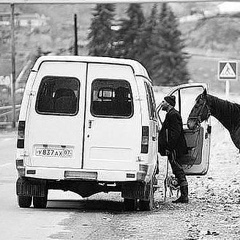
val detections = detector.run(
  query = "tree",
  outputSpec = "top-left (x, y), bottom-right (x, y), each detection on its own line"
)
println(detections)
top-left (151, 3), bottom-right (190, 86)
top-left (88, 4), bottom-right (115, 56)
top-left (138, 4), bottom-right (158, 74)
top-left (115, 3), bottom-right (145, 59)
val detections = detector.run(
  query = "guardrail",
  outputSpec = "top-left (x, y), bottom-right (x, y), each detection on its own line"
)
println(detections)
top-left (0, 105), bottom-right (21, 128)
top-left (0, 105), bottom-right (21, 111)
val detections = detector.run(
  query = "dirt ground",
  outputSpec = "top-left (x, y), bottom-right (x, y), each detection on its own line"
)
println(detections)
top-left (51, 117), bottom-right (240, 240)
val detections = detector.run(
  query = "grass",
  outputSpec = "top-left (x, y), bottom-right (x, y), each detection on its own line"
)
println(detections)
top-left (188, 54), bottom-right (240, 94)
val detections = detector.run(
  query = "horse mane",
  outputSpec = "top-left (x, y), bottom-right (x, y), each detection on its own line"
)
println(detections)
top-left (206, 94), bottom-right (240, 132)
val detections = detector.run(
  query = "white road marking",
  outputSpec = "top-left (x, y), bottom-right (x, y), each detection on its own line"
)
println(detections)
top-left (0, 138), bottom-right (14, 143)
top-left (0, 163), bottom-right (12, 168)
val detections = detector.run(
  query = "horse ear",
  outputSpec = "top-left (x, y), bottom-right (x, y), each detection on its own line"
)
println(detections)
top-left (203, 89), bottom-right (207, 96)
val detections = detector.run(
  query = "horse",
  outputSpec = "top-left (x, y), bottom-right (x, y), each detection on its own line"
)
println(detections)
top-left (187, 89), bottom-right (240, 150)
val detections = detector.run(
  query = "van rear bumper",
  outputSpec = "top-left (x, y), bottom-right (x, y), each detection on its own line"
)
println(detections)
top-left (20, 166), bottom-right (147, 182)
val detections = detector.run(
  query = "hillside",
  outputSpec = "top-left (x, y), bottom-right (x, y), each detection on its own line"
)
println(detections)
top-left (1, 2), bottom-right (240, 94)
top-left (181, 15), bottom-right (240, 56)
top-left (0, 2), bottom-right (219, 57)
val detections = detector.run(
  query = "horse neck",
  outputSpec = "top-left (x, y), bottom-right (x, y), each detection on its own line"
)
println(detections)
top-left (206, 94), bottom-right (240, 132)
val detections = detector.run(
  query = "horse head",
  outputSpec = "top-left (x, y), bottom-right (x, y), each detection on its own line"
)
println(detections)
top-left (187, 89), bottom-right (211, 130)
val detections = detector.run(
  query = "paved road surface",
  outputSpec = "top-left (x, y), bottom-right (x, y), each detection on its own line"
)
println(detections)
top-left (0, 130), bottom-right (80, 240)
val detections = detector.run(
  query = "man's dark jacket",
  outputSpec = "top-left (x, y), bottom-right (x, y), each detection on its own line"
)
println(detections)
top-left (158, 108), bottom-right (188, 158)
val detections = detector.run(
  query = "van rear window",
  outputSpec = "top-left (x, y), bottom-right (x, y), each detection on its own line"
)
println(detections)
top-left (36, 76), bottom-right (79, 115)
top-left (91, 79), bottom-right (133, 117)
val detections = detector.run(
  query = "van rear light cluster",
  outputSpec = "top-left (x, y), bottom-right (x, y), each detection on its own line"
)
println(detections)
top-left (17, 121), bottom-right (25, 148)
top-left (141, 126), bottom-right (149, 153)
top-left (139, 164), bottom-right (148, 173)
top-left (16, 159), bottom-right (24, 167)
top-left (16, 159), bottom-right (25, 177)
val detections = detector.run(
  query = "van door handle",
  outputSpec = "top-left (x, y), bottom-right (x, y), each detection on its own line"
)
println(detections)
top-left (88, 120), bottom-right (94, 128)
top-left (152, 136), bottom-right (156, 141)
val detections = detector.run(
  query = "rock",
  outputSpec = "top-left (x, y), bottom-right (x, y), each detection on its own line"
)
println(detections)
top-left (206, 230), bottom-right (211, 235)
top-left (199, 229), bottom-right (208, 235)
top-left (212, 231), bottom-right (220, 236)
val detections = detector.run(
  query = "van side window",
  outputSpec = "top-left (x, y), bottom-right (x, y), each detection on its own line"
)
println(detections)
top-left (36, 76), bottom-right (79, 115)
top-left (91, 79), bottom-right (133, 117)
top-left (144, 83), bottom-right (157, 120)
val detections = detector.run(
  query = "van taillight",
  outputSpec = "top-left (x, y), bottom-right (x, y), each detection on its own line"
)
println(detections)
top-left (141, 126), bottom-right (149, 153)
top-left (17, 121), bottom-right (25, 148)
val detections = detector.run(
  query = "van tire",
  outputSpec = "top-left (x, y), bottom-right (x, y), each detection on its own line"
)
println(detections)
top-left (123, 198), bottom-right (137, 211)
top-left (18, 196), bottom-right (32, 208)
top-left (139, 178), bottom-right (155, 211)
top-left (33, 190), bottom-right (48, 208)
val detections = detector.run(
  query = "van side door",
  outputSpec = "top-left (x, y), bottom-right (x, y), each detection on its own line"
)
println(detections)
top-left (144, 82), bottom-right (158, 170)
top-left (157, 84), bottom-right (211, 175)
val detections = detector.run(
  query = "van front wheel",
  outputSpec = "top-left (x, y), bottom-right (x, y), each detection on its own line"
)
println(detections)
top-left (18, 196), bottom-right (32, 208)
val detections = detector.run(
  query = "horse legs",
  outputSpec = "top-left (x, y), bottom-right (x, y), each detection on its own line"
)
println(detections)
top-left (230, 127), bottom-right (240, 151)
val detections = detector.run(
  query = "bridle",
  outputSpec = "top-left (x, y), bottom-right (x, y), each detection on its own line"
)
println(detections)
top-left (188, 96), bottom-right (211, 126)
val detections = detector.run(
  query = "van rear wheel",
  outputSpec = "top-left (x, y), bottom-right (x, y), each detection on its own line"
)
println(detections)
top-left (33, 196), bottom-right (48, 208)
top-left (33, 190), bottom-right (48, 209)
top-left (139, 178), bottom-right (155, 211)
top-left (18, 196), bottom-right (32, 208)
top-left (123, 198), bottom-right (137, 211)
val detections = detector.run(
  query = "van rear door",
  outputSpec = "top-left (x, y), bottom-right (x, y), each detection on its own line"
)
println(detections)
top-left (83, 63), bottom-right (142, 171)
top-left (25, 61), bottom-right (86, 168)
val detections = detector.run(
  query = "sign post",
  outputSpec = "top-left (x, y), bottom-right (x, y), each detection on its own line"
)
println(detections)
top-left (218, 60), bottom-right (238, 100)
top-left (11, 3), bottom-right (16, 128)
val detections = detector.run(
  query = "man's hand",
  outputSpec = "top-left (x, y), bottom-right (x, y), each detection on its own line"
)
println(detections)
top-left (166, 150), bottom-right (171, 156)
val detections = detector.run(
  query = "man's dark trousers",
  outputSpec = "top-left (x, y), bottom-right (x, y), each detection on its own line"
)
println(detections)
top-left (168, 150), bottom-right (187, 187)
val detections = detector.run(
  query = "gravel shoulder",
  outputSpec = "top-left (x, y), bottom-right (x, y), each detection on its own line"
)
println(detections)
top-left (51, 119), bottom-right (240, 240)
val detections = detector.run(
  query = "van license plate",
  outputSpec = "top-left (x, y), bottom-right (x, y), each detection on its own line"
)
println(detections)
top-left (35, 148), bottom-right (73, 158)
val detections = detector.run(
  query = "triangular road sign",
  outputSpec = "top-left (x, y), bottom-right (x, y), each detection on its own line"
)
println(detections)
top-left (220, 63), bottom-right (236, 78)
top-left (218, 61), bottom-right (238, 81)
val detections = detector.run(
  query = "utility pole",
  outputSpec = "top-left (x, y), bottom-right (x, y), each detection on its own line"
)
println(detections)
top-left (11, 3), bottom-right (16, 128)
top-left (74, 14), bottom-right (78, 55)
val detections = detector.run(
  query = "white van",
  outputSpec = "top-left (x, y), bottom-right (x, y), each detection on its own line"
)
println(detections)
top-left (16, 56), bottom-right (159, 211)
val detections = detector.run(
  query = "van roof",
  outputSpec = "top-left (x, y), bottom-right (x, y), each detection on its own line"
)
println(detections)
top-left (33, 56), bottom-right (150, 80)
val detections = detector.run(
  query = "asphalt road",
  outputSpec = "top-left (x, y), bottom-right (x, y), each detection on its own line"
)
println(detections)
top-left (0, 130), bottom-right (80, 240)
top-left (0, 130), bottom-right (134, 240)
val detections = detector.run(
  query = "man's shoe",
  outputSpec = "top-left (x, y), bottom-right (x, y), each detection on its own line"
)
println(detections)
top-left (172, 196), bottom-right (189, 203)
top-left (172, 185), bottom-right (189, 203)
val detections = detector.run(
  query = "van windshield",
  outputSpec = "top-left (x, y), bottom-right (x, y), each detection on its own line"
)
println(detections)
top-left (36, 76), bottom-right (80, 115)
top-left (91, 79), bottom-right (133, 117)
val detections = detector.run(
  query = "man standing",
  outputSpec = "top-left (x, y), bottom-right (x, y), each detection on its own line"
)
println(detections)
top-left (158, 95), bottom-right (188, 203)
